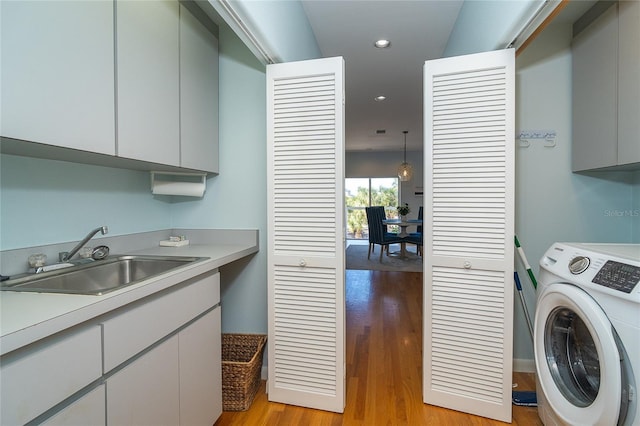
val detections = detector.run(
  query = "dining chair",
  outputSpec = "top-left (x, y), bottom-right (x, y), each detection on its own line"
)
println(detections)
top-left (366, 206), bottom-right (394, 255)
top-left (365, 207), bottom-right (404, 261)
top-left (373, 206), bottom-right (398, 239)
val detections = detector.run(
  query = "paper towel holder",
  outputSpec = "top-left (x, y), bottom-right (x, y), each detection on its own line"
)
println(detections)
top-left (150, 171), bottom-right (207, 197)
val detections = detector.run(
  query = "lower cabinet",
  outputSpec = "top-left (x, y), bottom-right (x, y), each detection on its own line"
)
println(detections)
top-left (1, 271), bottom-right (222, 425)
top-left (0, 325), bottom-right (102, 425)
top-left (101, 271), bottom-right (219, 373)
top-left (41, 386), bottom-right (106, 426)
top-left (106, 307), bottom-right (222, 426)
top-left (179, 308), bottom-right (222, 425)
top-left (107, 336), bottom-right (181, 425)
top-left (105, 272), bottom-right (222, 425)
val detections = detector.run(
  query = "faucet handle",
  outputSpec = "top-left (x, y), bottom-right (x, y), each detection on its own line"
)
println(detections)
top-left (91, 245), bottom-right (110, 260)
top-left (59, 251), bottom-right (70, 262)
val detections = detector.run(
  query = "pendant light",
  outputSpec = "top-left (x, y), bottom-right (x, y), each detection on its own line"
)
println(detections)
top-left (397, 130), bottom-right (413, 181)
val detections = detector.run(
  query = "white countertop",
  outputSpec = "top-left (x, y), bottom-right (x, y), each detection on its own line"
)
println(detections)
top-left (0, 242), bottom-right (258, 356)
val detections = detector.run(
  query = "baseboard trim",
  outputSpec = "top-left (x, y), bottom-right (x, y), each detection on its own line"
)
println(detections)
top-left (514, 358), bottom-right (536, 373)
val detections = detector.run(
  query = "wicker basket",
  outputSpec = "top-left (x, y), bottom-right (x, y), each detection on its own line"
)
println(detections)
top-left (221, 333), bottom-right (267, 411)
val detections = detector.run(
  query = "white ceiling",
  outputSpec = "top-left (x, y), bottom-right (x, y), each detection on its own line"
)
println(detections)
top-left (300, 0), bottom-right (464, 153)
top-left (300, 0), bottom-right (598, 153)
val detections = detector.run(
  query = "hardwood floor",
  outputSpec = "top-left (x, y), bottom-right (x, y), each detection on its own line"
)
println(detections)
top-left (215, 270), bottom-right (542, 425)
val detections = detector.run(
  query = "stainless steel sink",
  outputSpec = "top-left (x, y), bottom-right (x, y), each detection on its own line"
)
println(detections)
top-left (0, 255), bottom-right (208, 295)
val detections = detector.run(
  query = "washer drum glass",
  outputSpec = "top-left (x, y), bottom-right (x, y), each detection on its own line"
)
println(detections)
top-left (545, 307), bottom-right (600, 407)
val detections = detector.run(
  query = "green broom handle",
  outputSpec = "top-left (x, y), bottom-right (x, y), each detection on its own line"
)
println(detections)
top-left (515, 236), bottom-right (538, 290)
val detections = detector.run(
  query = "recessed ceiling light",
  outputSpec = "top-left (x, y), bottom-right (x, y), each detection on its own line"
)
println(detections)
top-left (374, 95), bottom-right (386, 102)
top-left (374, 39), bottom-right (391, 48)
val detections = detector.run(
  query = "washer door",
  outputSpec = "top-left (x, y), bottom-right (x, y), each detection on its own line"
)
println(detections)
top-left (534, 283), bottom-right (623, 425)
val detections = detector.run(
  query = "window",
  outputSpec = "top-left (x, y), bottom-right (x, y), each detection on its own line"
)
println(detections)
top-left (345, 177), bottom-right (399, 240)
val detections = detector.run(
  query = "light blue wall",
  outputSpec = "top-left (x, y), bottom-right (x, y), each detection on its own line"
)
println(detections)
top-left (444, 0), bottom-right (540, 57)
top-left (171, 22), bottom-right (268, 334)
top-left (0, 154), bottom-right (172, 250)
top-left (232, 0), bottom-right (321, 62)
top-left (514, 21), bottom-right (638, 361)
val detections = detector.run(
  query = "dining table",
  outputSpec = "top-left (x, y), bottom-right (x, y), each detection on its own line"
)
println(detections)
top-left (382, 218), bottom-right (422, 258)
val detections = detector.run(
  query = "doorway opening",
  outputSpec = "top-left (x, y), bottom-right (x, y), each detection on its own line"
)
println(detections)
top-left (345, 177), bottom-right (399, 240)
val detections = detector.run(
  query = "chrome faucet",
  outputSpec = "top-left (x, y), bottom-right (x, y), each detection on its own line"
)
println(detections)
top-left (59, 226), bottom-right (108, 262)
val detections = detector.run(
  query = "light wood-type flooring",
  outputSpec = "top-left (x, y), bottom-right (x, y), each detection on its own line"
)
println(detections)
top-left (215, 270), bottom-right (542, 425)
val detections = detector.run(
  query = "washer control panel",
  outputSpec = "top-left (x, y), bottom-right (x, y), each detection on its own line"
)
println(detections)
top-left (592, 260), bottom-right (640, 294)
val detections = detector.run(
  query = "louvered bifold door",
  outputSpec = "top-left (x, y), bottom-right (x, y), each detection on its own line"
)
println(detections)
top-left (266, 57), bottom-right (345, 413)
top-left (422, 49), bottom-right (515, 423)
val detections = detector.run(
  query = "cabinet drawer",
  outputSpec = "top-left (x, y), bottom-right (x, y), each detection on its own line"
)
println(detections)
top-left (102, 272), bottom-right (219, 372)
top-left (0, 325), bottom-right (102, 425)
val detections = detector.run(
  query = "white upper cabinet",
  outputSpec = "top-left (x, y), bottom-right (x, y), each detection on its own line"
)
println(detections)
top-left (572, 1), bottom-right (640, 171)
top-left (0, 1), bottom-right (115, 155)
top-left (116, 0), bottom-right (219, 172)
top-left (180, 3), bottom-right (219, 173)
top-left (116, 0), bottom-right (180, 167)
top-left (1, 0), bottom-right (219, 174)
top-left (617, 0), bottom-right (640, 166)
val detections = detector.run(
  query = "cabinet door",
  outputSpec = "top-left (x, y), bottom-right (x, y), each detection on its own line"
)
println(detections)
top-left (42, 385), bottom-right (106, 426)
top-left (180, 4), bottom-right (219, 173)
top-left (572, 4), bottom-right (618, 171)
top-left (423, 49), bottom-right (515, 422)
top-left (116, 0), bottom-right (180, 166)
top-left (101, 272), bottom-right (219, 373)
top-left (617, 0), bottom-right (640, 165)
top-left (107, 336), bottom-right (180, 425)
top-left (0, 325), bottom-right (102, 425)
top-left (0, 1), bottom-right (115, 154)
top-left (179, 308), bottom-right (222, 425)
top-left (266, 57), bottom-right (346, 412)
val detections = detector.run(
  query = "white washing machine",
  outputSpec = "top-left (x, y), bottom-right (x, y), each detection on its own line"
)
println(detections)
top-left (535, 243), bottom-right (640, 426)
